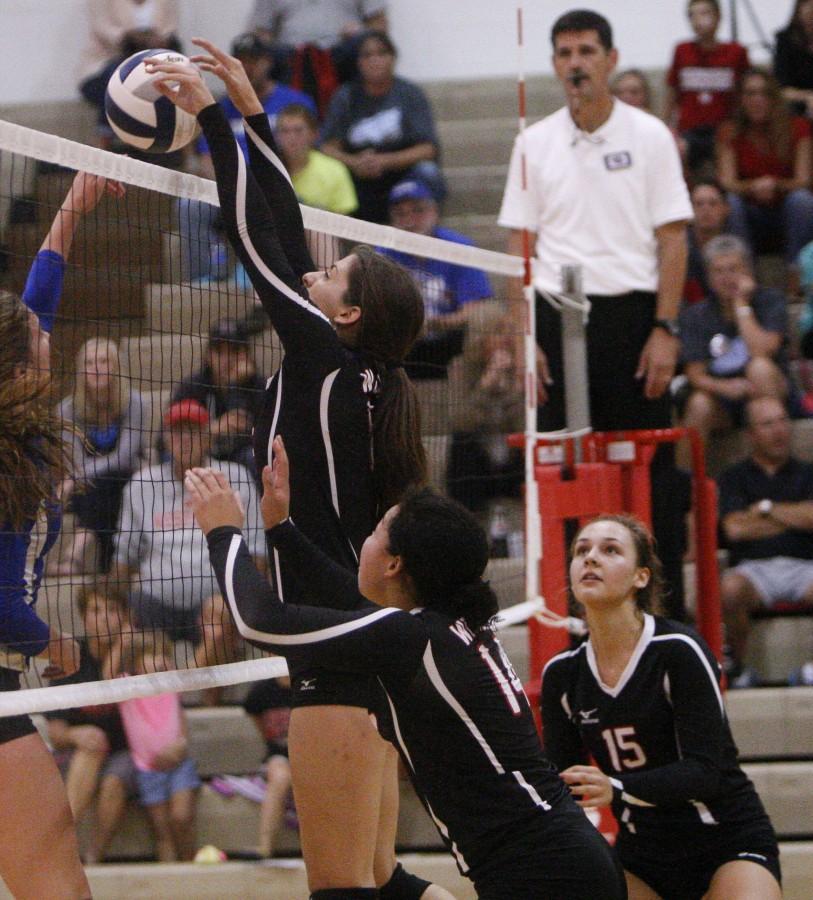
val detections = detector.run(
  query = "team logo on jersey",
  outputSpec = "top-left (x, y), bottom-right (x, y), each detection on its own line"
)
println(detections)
top-left (578, 708), bottom-right (600, 724)
top-left (604, 151), bottom-right (632, 171)
top-left (298, 678), bottom-right (317, 691)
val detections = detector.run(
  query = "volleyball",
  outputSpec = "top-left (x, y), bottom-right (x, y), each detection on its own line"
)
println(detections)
top-left (105, 49), bottom-right (200, 154)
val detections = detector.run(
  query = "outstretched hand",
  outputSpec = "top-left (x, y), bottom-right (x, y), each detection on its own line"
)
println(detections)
top-left (145, 58), bottom-right (216, 117)
top-left (65, 171), bottom-right (125, 215)
top-left (185, 467), bottom-right (246, 535)
top-left (261, 435), bottom-right (291, 530)
top-left (190, 37), bottom-right (264, 118)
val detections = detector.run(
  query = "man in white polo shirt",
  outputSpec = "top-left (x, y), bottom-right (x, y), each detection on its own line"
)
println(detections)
top-left (499, 8), bottom-right (693, 616)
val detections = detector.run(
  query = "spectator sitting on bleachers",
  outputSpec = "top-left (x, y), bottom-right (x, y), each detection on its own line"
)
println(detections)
top-left (320, 30), bottom-right (444, 224)
top-left (679, 235), bottom-right (789, 459)
top-left (446, 307), bottom-right (523, 516)
top-left (179, 32), bottom-right (316, 283)
top-left (246, 0), bottom-right (388, 105)
top-left (684, 179), bottom-right (744, 305)
top-left (716, 67), bottom-right (813, 277)
top-left (242, 677), bottom-right (293, 858)
top-left (116, 632), bottom-right (200, 861)
top-left (57, 338), bottom-right (149, 575)
top-left (46, 584), bottom-right (135, 863)
top-left (77, 0), bottom-right (181, 151)
top-left (378, 178), bottom-right (493, 380)
top-left (611, 68), bottom-right (654, 111)
top-left (775, 0), bottom-right (813, 118)
top-left (168, 319), bottom-right (264, 474)
top-left (665, 0), bottom-right (749, 177)
top-left (112, 400), bottom-right (264, 679)
top-left (718, 395), bottom-right (813, 687)
top-left (276, 103), bottom-right (358, 214)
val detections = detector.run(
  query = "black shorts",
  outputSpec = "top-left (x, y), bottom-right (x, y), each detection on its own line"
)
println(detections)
top-left (289, 668), bottom-right (373, 710)
top-left (0, 668), bottom-right (38, 746)
top-left (473, 800), bottom-right (626, 900)
top-left (619, 818), bottom-right (781, 900)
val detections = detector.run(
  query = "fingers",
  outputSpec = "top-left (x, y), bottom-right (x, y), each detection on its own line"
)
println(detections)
top-left (191, 36), bottom-right (231, 62)
top-left (272, 435), bottom-right (289, 479)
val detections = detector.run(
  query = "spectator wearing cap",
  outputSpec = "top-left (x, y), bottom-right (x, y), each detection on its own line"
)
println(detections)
top-left (678, 234), bottom-right (789, 462)
top-left (166, 319), bottom-right (265, 473)
top-left (111, 400), bottom-right (265, 678)
top-left (179, 32), bottom-right (317, 282)
top-left (378, 178), bottom-right (493, 379)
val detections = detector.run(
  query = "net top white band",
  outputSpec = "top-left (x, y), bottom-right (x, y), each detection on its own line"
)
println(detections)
top-left (0, 118), bottom-right (524, 278)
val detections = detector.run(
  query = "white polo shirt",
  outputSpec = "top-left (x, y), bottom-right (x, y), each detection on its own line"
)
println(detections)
top-left (498, 100), bottom-right (692, 296)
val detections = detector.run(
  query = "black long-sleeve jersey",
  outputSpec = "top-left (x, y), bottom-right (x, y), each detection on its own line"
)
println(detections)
top-left (198, 104), bottom-right (380, 603)
top-left (541, 614), bottom-right (773, 860)
top-left (207, 521), bottom-right (573, 886)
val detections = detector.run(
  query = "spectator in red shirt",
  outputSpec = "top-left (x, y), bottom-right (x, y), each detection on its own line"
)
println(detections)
top-left (666, 0), bottom-right (750, 175)
top-left (717, 67), bottom-right (813, 268)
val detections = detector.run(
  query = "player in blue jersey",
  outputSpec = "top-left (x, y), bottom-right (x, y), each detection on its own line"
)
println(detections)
top-left (0, 171), bottom-right (122, 899)
top-left (542, 514), bottom-right (781, 900)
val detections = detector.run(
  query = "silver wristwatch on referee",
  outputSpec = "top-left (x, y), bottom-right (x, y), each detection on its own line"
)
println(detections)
top-left (652, 318), bottom-right (680, 338)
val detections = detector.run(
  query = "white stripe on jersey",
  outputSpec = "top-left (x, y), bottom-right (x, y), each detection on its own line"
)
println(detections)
top-left (379, 681), bottom-right (470, 873)
top-left (692, 800), bottom-right (719, 825)
top-left (233, 148), bottom-right (329, 323)
top-left (267, 369), bottom-right (285, 600)
top-left (513, 770), bottom-right (552, 810)
top-left (610, 776), bottom-right (655, 808)
top-left (542, 642), bottom-right (586, 675)
top-left (244, 121), bottom-right (294, 186)
top-left (422, 643), bottom-right (505, 775)
top-left (319, 369), bottom-right (341, 517)
top-left (650, 633), bottom-right (725, 715)
top-left (223, 534), bottom-right (398, 644)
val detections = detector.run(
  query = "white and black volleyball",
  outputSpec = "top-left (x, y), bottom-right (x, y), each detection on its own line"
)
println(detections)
top-left (104, 49), bottom-right (200, 154)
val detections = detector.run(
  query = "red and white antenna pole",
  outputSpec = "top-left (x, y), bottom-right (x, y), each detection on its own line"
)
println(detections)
top-left (516, 6), bottom-right (541, 607)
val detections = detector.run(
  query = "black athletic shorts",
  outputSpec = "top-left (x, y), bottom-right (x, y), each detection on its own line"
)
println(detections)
top-left (0, 668), bottom-right (37, 746)
top-left (619, 817), bottom-right (781, 900)
top-left (473, 800), bottom-right (627, 900)
top-left (290, 667), bottom-right (373, 710)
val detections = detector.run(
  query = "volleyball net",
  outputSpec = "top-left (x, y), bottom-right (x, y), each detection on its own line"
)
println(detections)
top-left (0, 119), bottom-right (563, 713)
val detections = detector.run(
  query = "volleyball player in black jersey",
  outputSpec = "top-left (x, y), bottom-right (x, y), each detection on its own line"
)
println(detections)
top-left (542, 515), bottom-right (781, 900)
top-left (185, 438), bottom-right (626, 900)
top-left (150, 46), bottom-right (437, 898)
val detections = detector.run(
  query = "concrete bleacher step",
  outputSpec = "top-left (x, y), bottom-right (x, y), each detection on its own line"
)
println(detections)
top-left (729, 688), bottom-right (813, 760)
top-left (742, 762), bottom-right (813, 837)
top-left (436, 118), bottom-right (517, 168)
top-left (424, 75), bottom-right (560, 124)
top-left (443, 164), bottom-right (507, 218)
top-left (744, 616), bottom-right (813, 684)
top-left (144, 282), bottom-right (257, 336)
top-left (442, 213), bottom-right (508, 253)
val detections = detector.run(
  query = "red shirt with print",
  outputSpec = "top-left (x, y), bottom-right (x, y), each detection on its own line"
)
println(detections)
top-left (668, 41), bottom-right (750, 131)
top-left (718, 116), bottom-right (811, 183)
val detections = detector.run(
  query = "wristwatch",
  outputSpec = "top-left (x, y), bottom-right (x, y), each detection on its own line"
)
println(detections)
top-left (757, 498), bottom-right (774, 517)
top-left (652, 318), bottom-right (680, 338)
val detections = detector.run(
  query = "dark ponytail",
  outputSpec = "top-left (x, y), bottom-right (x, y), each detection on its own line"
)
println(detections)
top-left (388, 487), bottom-right (498, 631)
top-left (346, 245), bottom-right (427, 509)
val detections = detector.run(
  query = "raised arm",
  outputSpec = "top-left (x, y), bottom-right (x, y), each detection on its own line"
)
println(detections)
top-left (24, 172), bottom-right (123, 332)
top-left (207, 523), bottom-right (424, 679)
top-left (190, 38), bottom-right (315, 278)
top-left (149, 57), bottom-right (339, 362)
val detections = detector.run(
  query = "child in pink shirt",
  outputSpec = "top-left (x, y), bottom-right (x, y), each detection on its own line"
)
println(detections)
top-left (118, 635), bottom-right (200, 861)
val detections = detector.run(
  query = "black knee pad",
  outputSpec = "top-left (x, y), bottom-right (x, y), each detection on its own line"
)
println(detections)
top-left (379, 863), bottom-right (432, 900)
top-left (310, 890), bottom-right (379, 900)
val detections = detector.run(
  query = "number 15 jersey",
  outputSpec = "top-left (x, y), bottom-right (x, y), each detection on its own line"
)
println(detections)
top-left (541, 614), bottom-right (772, 854)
